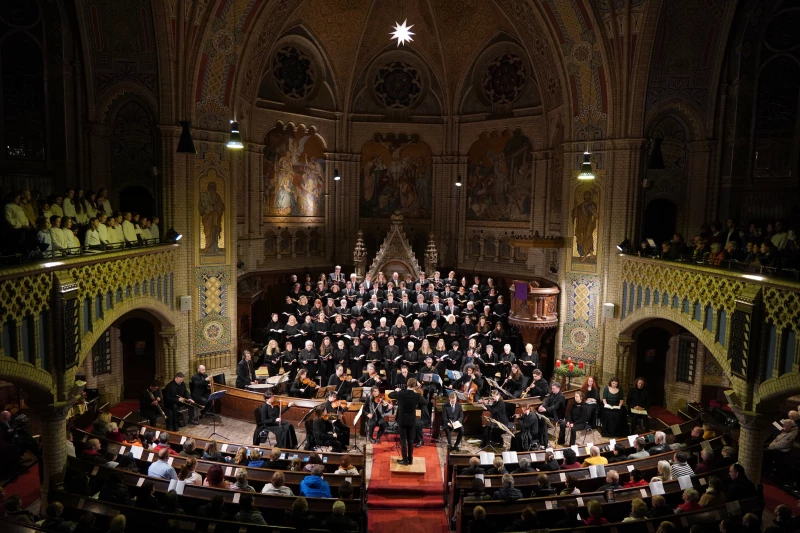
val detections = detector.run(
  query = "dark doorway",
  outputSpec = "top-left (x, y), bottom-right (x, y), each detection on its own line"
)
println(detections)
top-left (119, 186), bottom-right (155, 219)
top-left (643, 199), bottom-right (677, 247)
top-left (633, 326), bottom-right (671, 406)
top-left (119, 317), bottom-right (156, 399)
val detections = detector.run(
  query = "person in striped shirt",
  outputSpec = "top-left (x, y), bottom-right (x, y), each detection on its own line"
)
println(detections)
top-left (670, 451), bottom-right (695, 478)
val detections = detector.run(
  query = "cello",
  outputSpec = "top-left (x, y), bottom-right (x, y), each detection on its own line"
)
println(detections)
top-left (462, 376), bottom-right (478, 402)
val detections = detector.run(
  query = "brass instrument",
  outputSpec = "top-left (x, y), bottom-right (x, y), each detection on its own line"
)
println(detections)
top-left (148, 389), bottom-right (167, 420)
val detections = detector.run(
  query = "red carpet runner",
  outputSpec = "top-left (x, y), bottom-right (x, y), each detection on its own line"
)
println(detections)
top-left (367, 438), bottom-right (449, 532)
top-left (649, 406), bottom-right (684, 426)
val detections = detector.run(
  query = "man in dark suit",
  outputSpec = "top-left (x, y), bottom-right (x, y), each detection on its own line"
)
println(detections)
top-left (299, 340), bottom-right (320, 380)
top-left (253, 392), bottom-right (297, 447)
top-left (163, 372), bottom-right (197, 430)
top-left (388, 378), bottom-right (427, 465)
top-left (190, 365), bottom-right (212, 416)
top-left (139, 381), bottom-right (165, 426)
top-left (235, 350), bottom-right (256, 389)
top-left (537, 382), bottom-right (565, 428)
top-left (442, 391), bottom-right (464, 451)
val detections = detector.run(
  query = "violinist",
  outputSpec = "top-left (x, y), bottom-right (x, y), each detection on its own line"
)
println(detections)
top-left (328, 364), bottom-right (357, 401)
top-left (323, 391), bottom-right (350, 449)
top-left (299, 340), bottom-right (319, 382)
top-left (480, 389), bottom-right (511, 447)
top-left (281, 340), bottom-right (298, 382)
top-left (442, 391), bottom-right (464, 452)
top-left (263, 339), bottom-right (282, 378)
top-left (290, 369), bottom-right (317, 399)
top-left (357, 363), bottom-right (382, 388)
top-left (366, 388), bottom-right (392, 444)
top-left (253, 392), bottom-right (297, 448)
top-left (311, 406), bottom-right (342, 452)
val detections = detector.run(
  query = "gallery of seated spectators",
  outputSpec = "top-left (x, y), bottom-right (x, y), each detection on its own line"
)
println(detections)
top-left (2, 1), bottom-right (800, 532)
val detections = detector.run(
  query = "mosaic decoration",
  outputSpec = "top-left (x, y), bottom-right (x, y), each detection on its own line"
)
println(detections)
top-left (263, 124), bottom-right (326, 218)
top-left (195, 266), bottom-right (232, 352)
top-left (360, 133), bottom-right (432, 219)
top-left (466, 130), bottom-right (532, 221)
top-left (374, 61), bottom-right (422, 109)
top-left (562, 273), bottom-right (600, 361)
top-left (482, 53), bottom-right (527, 105)
top-left (272, 46), bottom-right (315, 99)
top-left (569, 182), bottom-right (601, 274)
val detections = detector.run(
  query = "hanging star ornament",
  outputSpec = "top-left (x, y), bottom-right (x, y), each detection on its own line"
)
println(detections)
top-left (390, 19), bottom-right (414, 47)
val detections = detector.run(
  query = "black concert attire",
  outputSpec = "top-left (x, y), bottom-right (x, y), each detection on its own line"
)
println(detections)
top-left (481, 398), bottom-right (511, 447)
top-left (398, 300), bottom-right (414, 326)
top-left (330, 321), bottom-right (348, 343)
top-left (139, 388), bottom-right (164, 426)
top-left (349, 342), bottom-right (365, 378)
top-left (360, 327), bottom-right (376, 347)
top-left (499, 350), bottom-right (516, 381)
top-left (235, 357), bottom-right (255, 389)
top-left (266, 318), bottom-right (285, 346)
top-left (433, 348), bottom-right (448, 378)
top-left (284, 323), bottom-right (302, 343)
top-left (345, 324), bottom-right (361, 346)
top-left (290, 377), bottom-right (316, 398)
top-left (461, 322), bottom-right (477, 352)
top-left (453, 373), bottom-right (484, 401)
top-left (530, 378), bottom-right (550, 399)
top-left (328, 374), bottom-right (355, 401)
top-left (600, 387), bottom-right (628, 437)
top-left (253, 402), bottom-right (297, 447)
top-left (627, 386), bottom-right (651, 432)
top-left (366, 349), bottom-right (382, 373)
top-left (583, 386), bottom-right (601, 425)
top-left (163, 379), bottom-right (195, 431)
top-left (446, 348), bottom-right (463, 372)
top-left (383, 343), bottom-right (401, 378)
top-left (418, 364), bottom-right (440, 403)
top-left (318, 342), bottom-right (334, 384)
top-left (323, 401), bottom-right (350, 448)
top-left (519, 349), bottom-right (539, 379)
top-left (299, 346), bottom-right (319, 381)
top-left (282, 348), bottom-right (298, 382)
top-left (350, 304), bottom-right (366, 326)
top-left (333, 347), bottom-right (350, 374)
top-left (190, 371), bottom-right (211, 414)
top-left (358, 371), bottom-right (382, 389)
top-left (376, 325), bottom-right (391, 350)
top-left (312, 417), bottom-right (342, 452)
top-left (388, 388), bottom-right (427, 464)
top-left (563, 399), bottom-right (591, 446)
top-left (264, 348), bottom-right (282, 378)
top-left (541, 390), bottom-right (566, 429)
top-left (408, 326), bottom-right (425, 350)
top-left (511, 411), bottom-right (540, 452)
top-left (366, 396), bottom-right (390, 442)
top-left (489, 328), bottom-right (506, 354)
top-left (313, 320), bottom-right (330, 348)
top-left (505, 375), bottom-right (524, 398)
top-left (402, 347), bottom-right (419, 372)
top-left (442, 400), bottom-right (464, 449)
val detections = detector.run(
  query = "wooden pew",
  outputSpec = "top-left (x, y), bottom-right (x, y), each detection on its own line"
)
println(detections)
top-left (0, 518), bottom-right (44, 533)
top-left (109, 415), bottom-right (366, 468)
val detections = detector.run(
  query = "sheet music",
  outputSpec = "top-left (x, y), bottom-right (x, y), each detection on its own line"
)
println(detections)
top-left (502, 451), bottom-right (518, 464)
top-left (649, 480), bottom-right (665, 495)
top-left (678, 475), bottom-right (693, 490)
top-left (176, 480), bottom-right (186, 495)
top-left (588, 464), bottom-right (606, 478)
top-left (168, 479), bottom-right (178, 492)
top-left (451, 421), bottom-right (462, 429)
top-left (554, 450), bottom-right (563, 460)
top-left (479, 452), bottom-right (495, 465)
top-left (608, 439), bottom-right (616, 448)
top-left (627, 434), bottom-right (638, 447)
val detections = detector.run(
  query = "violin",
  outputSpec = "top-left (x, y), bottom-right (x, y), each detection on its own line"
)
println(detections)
top-left (330, 399), bottom-right (349, 409)
top-left (301, 377), bottom-right (318, 388)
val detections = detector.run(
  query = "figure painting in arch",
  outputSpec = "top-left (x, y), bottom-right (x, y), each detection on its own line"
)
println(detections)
top-left (466, 130), bottom-right (532, 221)
top-left (572, 185), bottom-right (599, 265)
top-left (263, 124), bottom-right (326, 217)
top-left (198, 173), bottom-right (225, 255)
top-left (360, 133), bottom-right (432, 219)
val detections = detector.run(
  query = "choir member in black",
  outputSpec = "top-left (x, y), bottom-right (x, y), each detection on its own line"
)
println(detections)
top-left (342, 281), bottom-right (357, 304)
top-left (468, 284), bottom-right (483, 303)
top-left (349, 335), bottom-right (366, 378)
top-left (489, 322), bottom-right (506, 354)
top-left (537, 381), bottom-right (566, 430)
top-left (323, 391), bottom-right (350, 448)
top-left (283, 296), bottom-right (298, 317)
top-left (365, 387), bottom-right (391, 444)
top-left (351, 299), bottom-right (366, 326)
top-left (442, 284), bottom-right (455, 303)
top-left (473, 366), bottom-right (492, 399)
top-left (383, 336), bottom-right (401, 378)
top-left (235, 350), bottom-right (256, 389)
top-left (282, 341), bottom-right (298, 382)
top-left (428, 296), bottom-right (444, 324)
top-left (627, 377), bottom-right (650, 432)
top-left (478, 344), bottom-right (499, 380)
top-left (388, 378), bottom-right (427, 465)
top-left (360, 320), bottom-right (376, 347)
top-left (581, 376), bottom-right (601, 426)
top-left (329, 265), bottom-right (344, 284)
top-left (412, 295), bottom-right (429, 327)
top-left (445, 340), bottom-right (463, 373)
top-left (163, 372), bottom-right (198, 430)
top-left (365, 295), bottom-right (382, 323)
top-left (290, 369), bottom-right (317, 398)
top-left (296, 295), bottom-right (310, 316)
top-left (461, 315), bottom-right (477, 350)
top-left (284, 315), bottom-right (301, 342)
top-left (425, 319), bottom-right (442, 347)
top-left (498, 344), bottom-right (515, 381)
top-left (493, 295), bottom-right (508, 320)
top-left (442, 391), bottom-right (464, 451)
top-left (382, 292), bottom-right (399, 321)
top-left (323, 298), bottom-right (337, 318)
top-left (139, 381), bottom-right (165, 426)
top-left (333, 340), bottom-right (350, 375)
top-left (190, 365), bottom-right (212, 415)
top-left (475, 315), bottom-right (491, 345)
top-left (503, 364), bottom-right (524, 398)
top-left (330, 314), bottom-right (348, 342)
top-left (394, 365), bottom-right (412, 389)
top-left (433, 338), bottom-right (449, 378)
top-left (456, 286), bottom-right (469, 308)
top-left (368, 285), bottom-right (384, 301)
top-left (253, 392), bottom-right (297, 447)
top-left (402, 341), bottom-right (420, 373)
top-left (299, 340), bottom-right (319, 381)
top-left (328, 364), bottom-right (357, 401)
top-left (563, 391), bottom-right (591, 446)
top-left (263, 339), bottom-right (282, 378)
top-left (511, 404), bottom-right (539, 452)
top-left (266, 313), bottom-right (285, 346)
top-left (311, 406), bottom-right (342, 452)
top-left (357, 363), bottom-right (383, 389)
top-left (398, 294), bottom-right (414, 326)
top-left (480, 389), bottom-right (511, 447)
top-left (376, 317), bottom-right (390, 350)
top-left (518, 343), bottom-right (539, 380)
top-left (318, 336), bottom-right (334, 383)
top-left (408, 319), bottom-right (425, 350)
top-left (300, 314), bottom-right (315, 340)
top-left (313, 313), bottom-right (329, 345)
top-left (365, 340), bottom-right (382, 374)
top-left (344, 319), bottom-right (360, 346)
top-left (527, 369), bottom-right (550, 398)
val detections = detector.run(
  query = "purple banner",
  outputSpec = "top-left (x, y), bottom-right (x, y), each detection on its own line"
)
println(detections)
top-left (515, 281), bottom-right (528, 301)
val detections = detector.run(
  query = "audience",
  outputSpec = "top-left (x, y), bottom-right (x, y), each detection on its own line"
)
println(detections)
top-left (462, 456), bottom-right (485, 475)
top-left (197, 495), bottom-right (228, 520)
top-left (647, 431), bottom-right (668, 455)
top-left (233, 494), bottom-right (266, 525)
top-left (623, 498), bottom-right (648, 522)
top-left (262, 470), bottom-right (294, 495)
top-left (135, 481), bottom-right (160, 510)
top-left (40, 501), bottom-right (77, 532)
top-left (560, 475), bottom-right (580, 495)
top-left (4, 494), bottom-right (38, 523)
top-left (492, 474), bottom-right (522, 502)
top-left (723, 463), bottom-right (756, 501)
top-left (511, 457), bottom-right (535, 473)
top-left (670, 451), bottom-right (694, 478)
top-left (765, 504), bottom-right (795, 533)
top-left (464, 477), bottom-right (492, 502)
top-left (204, 464), bottom-right (231, 489)
top-left (337, 480), bottom-right (354, 500)
top-left (597, 469), bottom-right (621, 491)
top-left (335, 455), bottom-right (360, 475)
top-left (581, 446), bottom-right (608, 466)
top-left (583, 499), bottom-right (608, 525)
top-left (693, 448), bottom-right (717, 474)
top-left (698, 476), bottom-right (726, 508)
top-left (674, 487), bottom-right (701, 513)
top-left (623, 469), bottom-right (648, 488)
top-left (284, 496), bottom-right (316, 530)
top-left (487, 457), bottom-right (507, 475)
top-left (177, 457), bottom-right (203, 485)
top-left (470, 505), bottom-right (496, 533)
top-left (504, 506), bottom-right (539, 531)
top-left (560, 448), bottom-right (582, 469)
top-left (299, 464), bottom-right (331, 498)
top-left (323, 500), bottom-right (358, 531)
top-left (554, 502), bottom-right (582, 528)
top-left (649, 494), bottom-right (673, 518)
top-left (231, 468), bottom-right (256, 492)
top-left (147, 448), bottom-right (177, 480)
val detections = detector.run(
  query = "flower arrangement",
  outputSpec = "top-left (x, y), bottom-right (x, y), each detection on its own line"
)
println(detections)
top-left (553, 357), bottom-right (585, 378)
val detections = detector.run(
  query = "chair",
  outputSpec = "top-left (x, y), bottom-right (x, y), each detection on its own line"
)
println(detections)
top-left (252, 407), bottom-right (275, 446)
top-left (303, 418), bottom-right (331, 452)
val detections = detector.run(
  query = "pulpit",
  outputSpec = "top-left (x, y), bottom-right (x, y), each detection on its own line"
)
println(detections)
top-left (508, 280), bottom-right (560, 365)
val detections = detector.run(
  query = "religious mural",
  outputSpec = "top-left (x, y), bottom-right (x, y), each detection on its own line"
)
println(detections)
top-left (466, 130), bottom-right (532, 221)
top-left (198, 169), bottom-right (226, 256)
top-left (263, 125), bottom-right (326, 218)
top-left (569, 182), bottom-right (601, 273)
top-left (360, 133), bottom-right (432, 219)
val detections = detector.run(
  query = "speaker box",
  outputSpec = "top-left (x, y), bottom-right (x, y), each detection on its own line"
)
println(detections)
top-left (180, 296), bottom-right (192, 311)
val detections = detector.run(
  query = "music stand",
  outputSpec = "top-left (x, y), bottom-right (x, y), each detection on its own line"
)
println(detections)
top-left (485, 377), bottom-right (513, 398)
top-left (349, 404), bottom-right (365, 454)
top-left (206, 390), bottom-right (228, 440)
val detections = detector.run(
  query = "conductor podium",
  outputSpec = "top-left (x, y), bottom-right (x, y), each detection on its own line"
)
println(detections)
top-left (390, 455), bottom-right (427, 474)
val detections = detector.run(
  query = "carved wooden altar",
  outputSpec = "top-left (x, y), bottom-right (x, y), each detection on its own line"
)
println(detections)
top-left (365, 215), bottom-right (424, 280)
top-left (509, 279), bottom-right (560, 360)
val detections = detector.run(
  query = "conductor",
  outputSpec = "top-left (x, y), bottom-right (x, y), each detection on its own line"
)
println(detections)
top-left (253, 392), bottom-right (297, 448)
top-left (388, 378), bottom-right (427, 466)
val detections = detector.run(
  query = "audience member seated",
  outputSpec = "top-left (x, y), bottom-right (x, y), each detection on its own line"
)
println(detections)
top-left (470, 506), bottom-right (497, 533)
top-left (623, 469), bottom-right (648, 488)
top-left (161, 490), bottom-right (184, 514)
top-left (335, 455), bottom-right (360, 475)
top-left (583, 499), bottom-right (608, 526)
top-left (263, 448), bottom-right (286, 470)
top-left (597, 469), bottom-right (621, 491)
top-left (693, 448), bottom-right (717, 475)
top-left (658, 522), bottom-right (677, 533)
top-left (231, 468), bottom-right (255, 492)
top-left (262, 471), bottom-right (294, 495)
top-left (177, 457), bottom-right (202, 485)
top-left (670, 451), bottom-right (694, 478)
top-left (462, 456), bottom-right (485, 476)
top-left (99, 474), bottom-right (134, 506)
top-left (723, 463), bottom-right (756, 501)
top-left (765, 504), bottom-right (795, 533)
top-left (303, 452), bottom-right (324, 473)
top-left (504, 506), bottom-right (539, 531)
top-left (40, 501), bottom-right (77, 532)
top-left (683, 426), bottom-right (704, 447)
top-left (63, 471), bottom-right (91, 496)
top-left (76, 512), bottom-right (101, 533)
top-left (699, 476), bottom-right (726, 508)
top-left (623, 498), bottom-right (648, 522)
top-left (561, 448), bottom-right (582, 469)
top-left (179, 438), bottom-right (201, 458)
top-left (492, 474), bottom-right (522, 502)
top-left (654, 460), bottom-right (672, 482)
top-left (536, 451), bottom-right (561, 471)
top-left (720, 446), bottom-right (738, 466)
top-left (147, 448), bottom-right (177, 480)
top-left (105, 422), bottom-right (125, 443)
top-left (649, 494), bottom-right (673, 518)
top-left (234, 494), bottom-right (266, 525)
top-left (323, 500), bottom-right (359, 532)
top-left (627, 437), bottom-right (650, 459)
top-left (487, 457), bottom-right (507, 475)
top-left (464, 478), bottom-right (492, 502)
top-left (560, 476), bottom-right (580, 495)
top-left (533, 473), bottom-right (555, 496)
top-left (300, 464), bottom-right (331, 498)
top-left (647, 431), bottom-right (668, 455)
top-left (197, 495), bottom-right (229, 520)
top-left (511, 457), bottom-right (535, 474)
top-left (741, 512), bottom-right (762, 533)
top-left (581, 446), bottom-right (608, 466)
top-left (554, 502), bottom-right (582, 529)
top-left (768, 420), bottom-right (797, 452)
top-left (608, 442), bottom-right (629, 463)
top-left (204, 464), bottom-right (231, 489)
top-left (4, 494), bottom-right (38, 523)
top-left (674, 487), bottom-right (701, 513)
top-left (284, 497), bottom-right (316, 530)
top-left (153, 433), bottom-right (179, 456)
top-left (201, 440), bottom-right (228, 462)
top-left (337, 480), bottom-right (354, 500)
top-left (80, 438), bottom-right (105, 464)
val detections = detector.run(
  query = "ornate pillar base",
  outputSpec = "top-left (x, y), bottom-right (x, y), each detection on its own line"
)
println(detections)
top-left (730, 408), bottom-right (770, 483)
top-left (37, 406), bottom-right (70, 512)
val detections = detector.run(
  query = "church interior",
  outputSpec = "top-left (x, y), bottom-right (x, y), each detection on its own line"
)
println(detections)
top-left (1, 0), bottom-right (800, 532)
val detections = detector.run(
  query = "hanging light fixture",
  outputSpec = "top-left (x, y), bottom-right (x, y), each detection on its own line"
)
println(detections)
top-left (334, 168), bottom-right (341, 181)
top-left (390, 1), bottom-right (414, 47)
top-left (578, 150), bottom-right (595, 180)
top-left (176, 121), bottom-right (196, 153)
top-left (226, 120), bottom-right (243, 149)
top-left (455, 176), bottom-right (462, 187)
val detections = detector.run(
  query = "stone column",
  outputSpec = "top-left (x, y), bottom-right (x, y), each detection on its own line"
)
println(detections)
top-left (732, 411), bottom-right (770, 483)
top-left (160, 328), bottom-right (177, 381)
top-left (615, 334), bottom-right (634, 391)
top-left (37, 407), bottom-right (69, 512)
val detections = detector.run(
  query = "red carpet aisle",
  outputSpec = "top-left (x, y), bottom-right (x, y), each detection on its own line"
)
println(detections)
top-left (108, 400), bottom-right (138, 418)
top-left (3, 463), bottom-right (41, 508)
top-left (649, 406), bottom-right (683, 426)
top-left (367, 439), bottom-right (449, 532)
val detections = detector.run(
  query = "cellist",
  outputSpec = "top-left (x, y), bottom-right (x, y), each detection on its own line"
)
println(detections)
top-left (450, 364), bottom-right (482, 402)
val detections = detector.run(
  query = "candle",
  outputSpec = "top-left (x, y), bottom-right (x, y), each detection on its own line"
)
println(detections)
top-left (569, 362), bottom-right (574, 372)
top-left (567, 357), bottom-right (572, 364)
top-left (555, 360), bottom-right (561, 368)
top-left (579, 361), bottom-right (584, 369)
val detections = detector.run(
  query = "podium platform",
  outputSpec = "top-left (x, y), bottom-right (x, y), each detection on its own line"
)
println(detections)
top-left (389, 455), bottom-right (426, 474)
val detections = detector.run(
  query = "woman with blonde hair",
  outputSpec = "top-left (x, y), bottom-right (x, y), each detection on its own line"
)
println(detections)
top-left (262, 470), bottom-right (293, 495)
top-left (654, 460), bottom-right (672, 482)
top-left (233, 447), bottom-right (249, 465)
top-left (264, 339), bottom-right (281, 377)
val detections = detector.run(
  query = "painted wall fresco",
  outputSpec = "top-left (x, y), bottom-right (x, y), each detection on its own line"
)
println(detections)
top-left (360, 133), bottom-right (432, 219)
top-left (466, 130), bottom-right (532, 221)
top-left (569, 182), bottom-right (601, 274)
top-left (263, 125), bottom-right (326, 218)
top-left (561, 273), bottom-right (600, 361)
